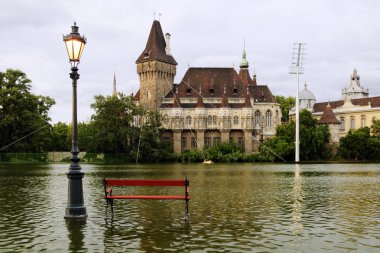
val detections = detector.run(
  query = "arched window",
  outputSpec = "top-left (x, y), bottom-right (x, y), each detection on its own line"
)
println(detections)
top-left (361, 115), bottom-right (366, 128)
top-left (340, 117), bottom-right (345, 131)
top-left (212, 115), bottom-right (217, 125)
top-left (254, 110), bottom-right (261, 127)
top-left (233, 115), bottom-right (239, 125)
top-left (207, 115), bottom-right (212, 126)
top-left (186, 116), bottom-right (192, 126)
top-left (266, 110), bottom-right (272, 127)
top-left (350, 116), bottom-right (355, 129)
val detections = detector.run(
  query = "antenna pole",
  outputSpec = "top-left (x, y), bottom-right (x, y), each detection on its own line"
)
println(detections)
top-left (289, 43), bottom-right (305, 163)
top-left (296, 46), bottom-right (300, 163)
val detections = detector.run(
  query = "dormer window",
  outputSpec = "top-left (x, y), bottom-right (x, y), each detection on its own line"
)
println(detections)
top-left (209, 88), bottom-right (214, 95)
top-left (233, 88), bottom-right (237, 95)
top-left (143, 49), bottom-right (151, 59)
top-left (186, 89), bottom-right (191, 95)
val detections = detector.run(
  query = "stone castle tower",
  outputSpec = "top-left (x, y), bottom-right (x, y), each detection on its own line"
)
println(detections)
top-left (135, 20), bottom-right (177, 110)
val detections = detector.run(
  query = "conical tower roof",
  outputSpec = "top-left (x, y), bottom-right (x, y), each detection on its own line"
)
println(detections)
top-left (136, 20), bottom-right (177, 65)
top-left (318, 103), bottom-right (340, 124)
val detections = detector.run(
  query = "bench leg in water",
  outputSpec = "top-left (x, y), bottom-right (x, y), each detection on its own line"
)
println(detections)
top-left (109, 199), bottom-right (114, 214)
top-left (105, 199), bottom-right (114, 215)
top-left (184, 199), bottom-right (190, 220)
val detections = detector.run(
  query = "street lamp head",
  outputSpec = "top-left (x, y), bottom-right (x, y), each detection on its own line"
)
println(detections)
top-left (63, 22), bottom-right (87, 67)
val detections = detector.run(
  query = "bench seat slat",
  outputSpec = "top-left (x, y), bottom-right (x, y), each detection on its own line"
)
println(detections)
top-left (106, 195), bottom-right (191, 200)
top-left (105, 179), bottom-right (186, 187)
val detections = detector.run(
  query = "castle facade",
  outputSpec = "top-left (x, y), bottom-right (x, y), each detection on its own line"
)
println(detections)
top-left (134, 20), bottom-right (281, 153)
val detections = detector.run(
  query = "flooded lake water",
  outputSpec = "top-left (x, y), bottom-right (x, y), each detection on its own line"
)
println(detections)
top-left (0, 163), bottom-right (379, 252)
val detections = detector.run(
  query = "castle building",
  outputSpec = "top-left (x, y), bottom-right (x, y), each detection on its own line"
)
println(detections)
top-left (290, 69), bottom-right (380, 142)
top-left (134, 20), bottom-right (281, 153)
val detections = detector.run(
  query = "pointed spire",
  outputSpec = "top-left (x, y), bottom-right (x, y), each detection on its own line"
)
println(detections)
top-left (341, 68), bottom-right (368, 100)
top-left (136, 20), bottom-right (177, 65)
top-left (352, 68), bottom-right (358, 79)
top-left (238, 48), bottom-right (254, 86)
top-left (239, 39), bottom-right (249, 68)
top-left (112, 72), bottom-right (117, 97)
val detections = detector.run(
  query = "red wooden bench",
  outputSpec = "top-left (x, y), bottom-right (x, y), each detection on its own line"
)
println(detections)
top-left (102, 177), bottom-right (190, 217)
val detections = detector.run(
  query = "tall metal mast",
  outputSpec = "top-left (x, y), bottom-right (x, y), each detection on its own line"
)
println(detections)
top-left (289, 43), bottom-right (306, 163)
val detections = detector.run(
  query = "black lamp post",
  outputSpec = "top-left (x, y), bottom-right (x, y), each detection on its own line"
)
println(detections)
top-left (63, 22), bottom-right (87, 219)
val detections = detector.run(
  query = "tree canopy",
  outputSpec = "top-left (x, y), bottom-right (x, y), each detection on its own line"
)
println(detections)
top-left (275, 95), bottom-right (296, 123)
top-left (260, 109), bottom-right (331, 161)
top-left (90, 93), bottom-right (137, 153)
top-left (0, 69), bottom-right (55, 152)
top-left (338, 126), bottom-right (380, 160)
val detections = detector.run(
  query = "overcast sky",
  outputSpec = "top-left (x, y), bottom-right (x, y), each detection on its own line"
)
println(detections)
top-left (1, 0), bottom-right (380, 123)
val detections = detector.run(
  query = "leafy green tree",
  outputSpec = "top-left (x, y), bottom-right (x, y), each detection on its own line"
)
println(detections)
top-left (66, 121), bottom-right (95, 152)
top-left (77, 121), bottom-right (95, 151)
top-left (90, 93), bottom-right (136, 153)
top-left (50, 122), bottom-right (70, 151)
top-left (205, 142), bottom-right (244, 162)
top-left (0, 69), bottom-right (55, 152)
top-left (260, 110), bottom-right (331, 161)
top-left (89, 93), bottom-right (174, 162)
top-left (338, 127), bottom-right (380, 160)
top-left (370, 119), bottom-right (380, 137)
top-left (132, 110), bottom-right (174, 162)
top-left (259, 121), bottom-right (295, 162)
top-left (275, 95), bottom-right (296, 122)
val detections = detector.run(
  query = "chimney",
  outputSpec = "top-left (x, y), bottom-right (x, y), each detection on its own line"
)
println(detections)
top-left (165, 33), bottom-right (171, 56)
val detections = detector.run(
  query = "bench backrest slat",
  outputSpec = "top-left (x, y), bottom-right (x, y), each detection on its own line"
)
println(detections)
top-left (104, 179), bottom-right (187, 187)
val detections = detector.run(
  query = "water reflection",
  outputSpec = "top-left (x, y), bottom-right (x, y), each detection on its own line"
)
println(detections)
top-left (66, 220), bottom-right (86, 253)
top-left (1, 163), bottom-right (380, 252)
top-left (290, 164), bottom-right (303, 235)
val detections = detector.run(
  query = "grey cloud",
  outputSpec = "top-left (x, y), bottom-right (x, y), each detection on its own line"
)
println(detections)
top-left (1, 0), bottom-right (380, 123)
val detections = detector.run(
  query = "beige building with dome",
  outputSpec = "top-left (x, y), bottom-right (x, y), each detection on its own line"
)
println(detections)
top-left (134, 20), bottom-right (282, 154)
top-left (290, 69), bottom-right (380, 143)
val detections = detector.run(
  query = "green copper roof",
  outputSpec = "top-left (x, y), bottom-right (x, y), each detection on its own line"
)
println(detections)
top-left (239, 50), bottom-right (249, 68)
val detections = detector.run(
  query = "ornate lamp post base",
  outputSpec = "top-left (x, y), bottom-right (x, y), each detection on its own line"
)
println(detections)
top-left (65, 169), bottom-right (87, 219)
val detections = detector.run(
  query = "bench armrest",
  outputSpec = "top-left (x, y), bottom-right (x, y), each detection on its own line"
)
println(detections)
top-left (106, 187), bottom-right (112, 196)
